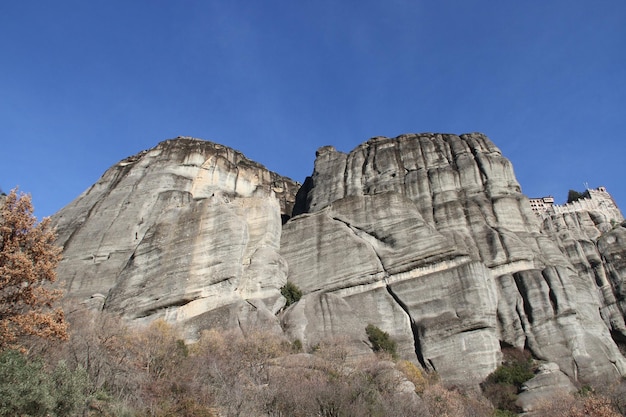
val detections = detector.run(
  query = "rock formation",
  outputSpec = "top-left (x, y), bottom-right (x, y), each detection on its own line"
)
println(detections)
top-left (280, 133), bottom-right (626, 385)
top-left (515, 362), bottom-right (577, 414)
top-left (52, 133), bottom-right (626, 387)
top-left (53, 137), bottom-right (299, 336)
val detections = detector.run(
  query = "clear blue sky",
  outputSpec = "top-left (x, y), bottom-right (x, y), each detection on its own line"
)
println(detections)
top-left (1, 1), bottom-right (624, 218)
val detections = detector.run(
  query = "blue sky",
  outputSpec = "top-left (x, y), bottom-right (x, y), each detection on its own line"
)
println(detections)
top-left (1, 1), bottom-right (624, 218)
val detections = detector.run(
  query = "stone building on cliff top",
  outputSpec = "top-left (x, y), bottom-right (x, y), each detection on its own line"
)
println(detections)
top-left (530, 186), bottom-right (623, 223)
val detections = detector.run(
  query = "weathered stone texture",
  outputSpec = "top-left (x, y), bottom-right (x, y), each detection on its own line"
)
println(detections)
top-left (51, 133), bottom-right (626, 387)
top-left (53, 138), bottom-right (298, 333)
top-left (282, 133), bottom-right (626, 384)
top-left (516, 362), bottom-right (577, 414)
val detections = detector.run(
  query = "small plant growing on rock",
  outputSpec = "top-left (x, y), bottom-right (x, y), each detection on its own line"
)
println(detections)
top-left (291, 339), bottom-right (303, 352)
top-left (280, 281), bottom-right (302, 307)
top-left (365, 324), bottom-right (397, 358)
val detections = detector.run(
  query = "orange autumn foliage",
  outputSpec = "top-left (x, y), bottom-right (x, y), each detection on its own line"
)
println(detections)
top-left (0, 188), bottom-right (67, 349)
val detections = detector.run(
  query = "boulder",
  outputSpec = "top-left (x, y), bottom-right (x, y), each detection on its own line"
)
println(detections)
top-left (516, 362), bottom-right (577, 413)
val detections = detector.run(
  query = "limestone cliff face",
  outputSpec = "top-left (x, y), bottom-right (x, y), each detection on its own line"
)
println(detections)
top-left (53, 138), bottom-right (298, 335)
top-left (281, 133), bottom-right (626, 384)
top-left (52, 133), bottom-right (626, 386)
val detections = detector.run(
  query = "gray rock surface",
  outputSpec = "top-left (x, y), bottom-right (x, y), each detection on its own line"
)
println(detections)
top-left (542, 212), bottom-right (626, 359)
top-left (598, 223), bottom-right (626, 316)
top-left (282, 133), bottom-right (626, 384)
top-left (516, 362), bottom-right (577, 413)
top-left (52, 133), bottom-right (626, 387)
top-left (53, 138), bottom-right (298, 335)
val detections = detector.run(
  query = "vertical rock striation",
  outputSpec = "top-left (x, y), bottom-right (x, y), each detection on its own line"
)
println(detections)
top-left (281, 133), bottom-right (626, 384)
top-left (50, 132), bottom-right (626, 386)
top-left (53, 138), bottom-right (298, 335)
top-left (540, 206), bottom-right (626, 360)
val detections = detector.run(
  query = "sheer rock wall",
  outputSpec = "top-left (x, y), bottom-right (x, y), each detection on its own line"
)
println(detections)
top-left (52, 133), bottom-right (626, 385)
top-left (540, 208), bottom-right (626, 356)
top-left (281, 133), bottom-right (626, 384)
top-left (53, 138), bottom-right (298, 336)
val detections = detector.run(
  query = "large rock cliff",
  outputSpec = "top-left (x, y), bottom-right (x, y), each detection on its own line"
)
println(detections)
top-left (53, 138), bottom-right (299, 335)
top-left (52, 133), bottom-right (626, 386)
top-left (281, 133), bottom-right (626, 384)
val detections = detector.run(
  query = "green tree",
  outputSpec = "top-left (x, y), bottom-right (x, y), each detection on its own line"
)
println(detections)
top-left (49, 361), bottom-right (89, 417)
top-left (0, 188), bottom-right (67, 349)
top-left (0, 349), bottom-right (54, 417)
top-left (0, 349), bottom-right (89, 417)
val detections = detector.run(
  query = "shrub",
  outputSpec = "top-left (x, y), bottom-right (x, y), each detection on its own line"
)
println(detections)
top-left (0, 349), bottom-right (89, 417)
top-left (482, 348), bottom-right (534, 413)
top-left (493, 409), bottom-right (517, 417)
top-left (487, 347), bottom-right (534, 387)
top-left (487, 359), bottom-right (534, 387)
top-left (281, 281), bottom-right (302, 306)
top-left (396, 360), bottom-right (427, 393)
top-left (534, 390), bottom-right (622, 417)
top-left (482, 383), bottom-right (519, 413)
top-left (291, 338), bottom-right (303, 352)
top-left (49, 361), bottom-right (89, 417)
top-left (365, 324), bottom-right (397, 358)
top-left (0, 349), bottom-right (54, 417)
top-left (422, 383), bottom-right (493, 417)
